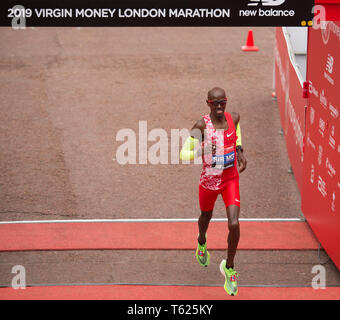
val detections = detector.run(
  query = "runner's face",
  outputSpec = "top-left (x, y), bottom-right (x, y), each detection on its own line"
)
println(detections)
top-left (207, 95), bottom-right (227, 118)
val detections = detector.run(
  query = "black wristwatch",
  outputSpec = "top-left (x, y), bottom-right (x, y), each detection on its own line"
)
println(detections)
top-left (236, 146), bottom-right (243, 152)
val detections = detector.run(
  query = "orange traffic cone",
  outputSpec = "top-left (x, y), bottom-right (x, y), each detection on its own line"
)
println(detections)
top-left (241, 29), bottom-right (259, 52)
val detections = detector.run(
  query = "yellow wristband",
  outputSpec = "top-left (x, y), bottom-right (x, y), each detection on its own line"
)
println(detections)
top-left (180, 136), bottom-right (199, 161)
top-left (236, 123), bottom-right (242, 147)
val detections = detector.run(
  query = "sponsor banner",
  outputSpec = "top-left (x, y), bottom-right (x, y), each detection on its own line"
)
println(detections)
top-left (315, 0), bottom-right (340, 21)
top-left (274, 27), bottom-right (305, 191)
top-left (285, 57), bottom-right (305, 190)
top-left (316, 0), bottom-right (340, 2)
top-left (0, 0), bottom-right (314, 27)
top-left (302, 21), bottom-right (340, 269)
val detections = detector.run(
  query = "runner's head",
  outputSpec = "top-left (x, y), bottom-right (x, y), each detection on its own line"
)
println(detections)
top-left (206, 87), bottom-right (227, 118)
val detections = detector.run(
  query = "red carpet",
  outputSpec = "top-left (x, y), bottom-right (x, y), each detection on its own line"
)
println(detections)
top-left (0, 284), bottom-right (338, 300)
top-left (0, 221), bottom-right (319, 251)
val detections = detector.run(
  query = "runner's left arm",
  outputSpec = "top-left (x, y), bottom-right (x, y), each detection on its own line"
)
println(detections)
top-left (232, 112), bottom-right (247, 173)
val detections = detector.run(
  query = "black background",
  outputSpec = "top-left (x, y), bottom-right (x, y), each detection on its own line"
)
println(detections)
top-left (0, 0), bottom-right (315, 27)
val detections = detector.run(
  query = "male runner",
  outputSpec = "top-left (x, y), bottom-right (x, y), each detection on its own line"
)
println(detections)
top-left (180, 87), bottom-right (247, 296)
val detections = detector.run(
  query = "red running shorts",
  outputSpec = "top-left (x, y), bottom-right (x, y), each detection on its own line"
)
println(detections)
top-left (199, 179), bottom-right (240, 212)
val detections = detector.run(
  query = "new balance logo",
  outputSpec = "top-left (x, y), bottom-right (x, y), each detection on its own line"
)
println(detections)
top-left (248, 0), bottom-right (285, 6)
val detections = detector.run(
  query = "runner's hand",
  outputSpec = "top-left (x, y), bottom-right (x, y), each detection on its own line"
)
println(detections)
top-left (203, 142), bottom-right (216, 155)
top-left (237, 151), bottom-right (247, 173)
top-left (197, 142), bottom-right (216, 157)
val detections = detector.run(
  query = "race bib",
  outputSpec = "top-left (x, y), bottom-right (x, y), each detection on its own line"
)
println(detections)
top-left (212, 146), bottom-right (235, 170)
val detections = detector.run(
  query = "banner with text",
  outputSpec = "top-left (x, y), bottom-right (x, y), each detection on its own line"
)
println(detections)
top-left (0, 0), bottom-right (315, 27)
top-left (302, 21), bottom-right (340, 269)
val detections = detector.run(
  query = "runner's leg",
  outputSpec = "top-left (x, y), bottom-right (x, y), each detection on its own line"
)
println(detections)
top-left (226, 204), bottom-right (240, 268)
top-left (198, 210), bottom-right (213, 245)
top-left (221, 179), bottom-right (240, 268)
top-left (198, 184), bottom-right (218, 245)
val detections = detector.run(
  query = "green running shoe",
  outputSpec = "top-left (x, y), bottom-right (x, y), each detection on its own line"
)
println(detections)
top-left (219, 259), bottom-right (239, 296)
top-left (196, 237), bottom-right (210, 267)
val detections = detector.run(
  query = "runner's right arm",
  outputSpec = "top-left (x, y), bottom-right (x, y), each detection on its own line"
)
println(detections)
top-left (180, 136), bottom-right (199, 160)
top-left (180, 118), bottom-right (213, 160)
